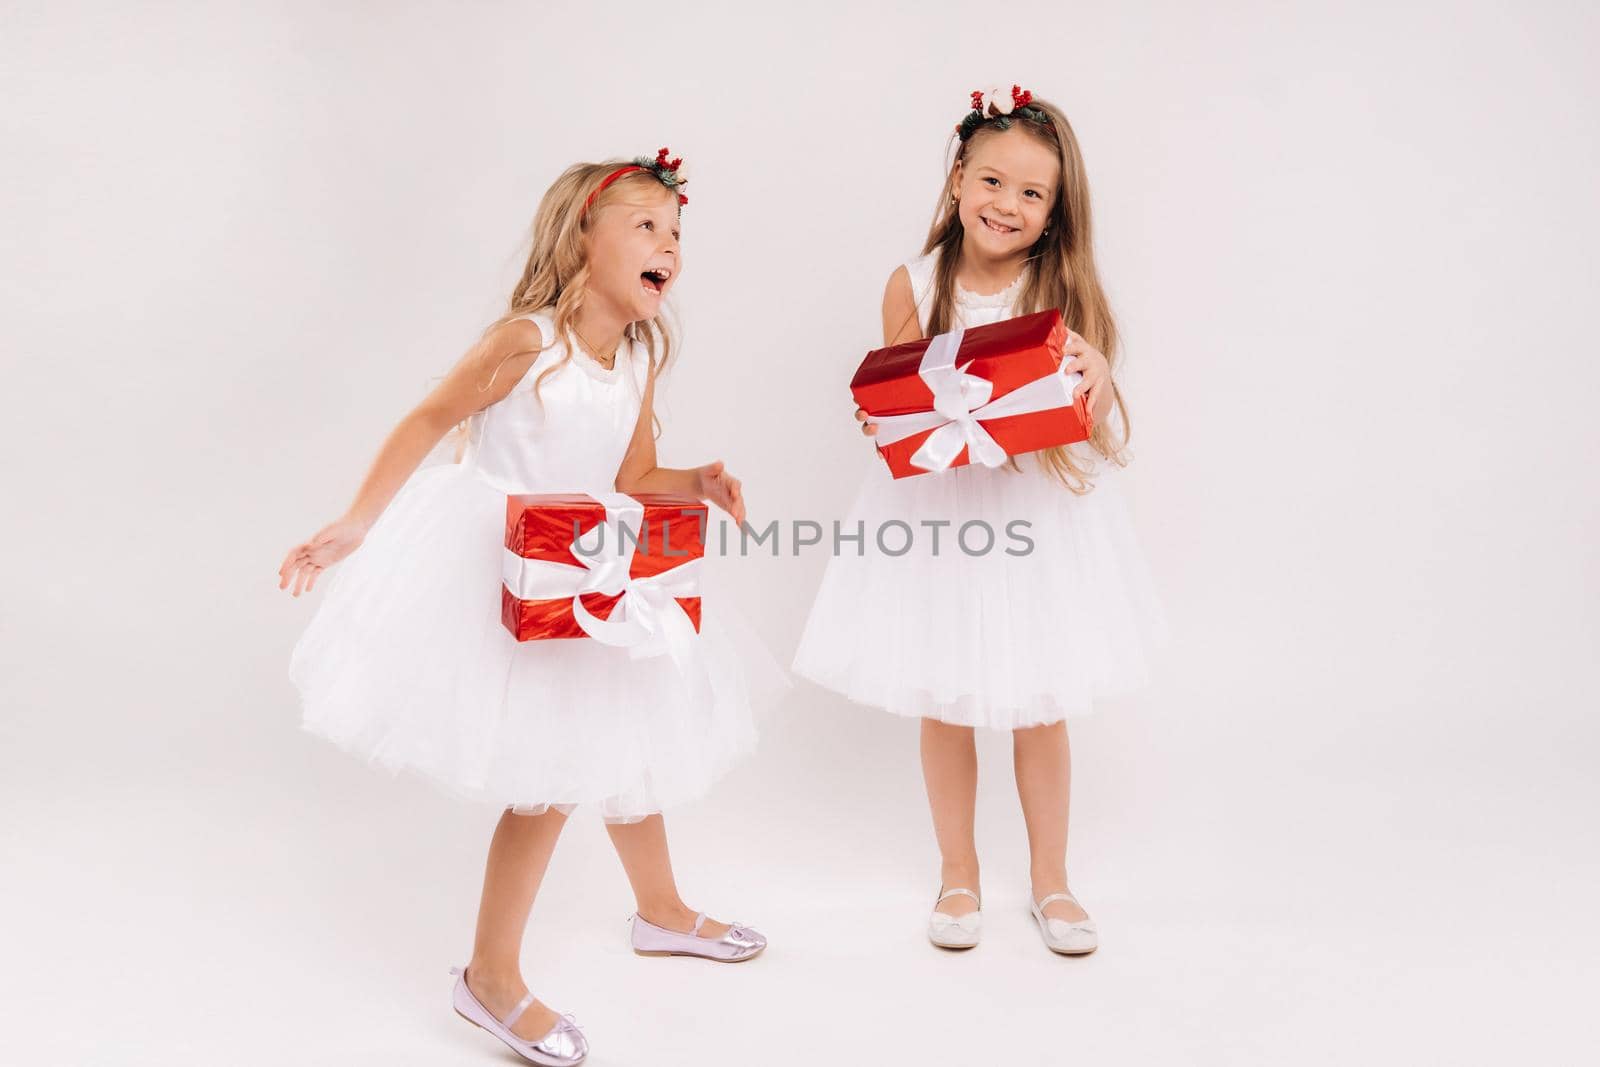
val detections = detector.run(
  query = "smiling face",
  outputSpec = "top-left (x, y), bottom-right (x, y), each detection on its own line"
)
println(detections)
top-left (583, 179), bottom-right (682, 323)
top-left (950, 126), bottom-right (1061, 259)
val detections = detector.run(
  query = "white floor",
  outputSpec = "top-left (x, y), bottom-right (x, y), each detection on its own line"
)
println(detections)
top-left (6, 678), bottom-right (1595, 1066)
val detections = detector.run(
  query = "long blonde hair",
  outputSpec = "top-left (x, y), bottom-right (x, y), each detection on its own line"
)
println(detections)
top-left (921, 96), bottom-right (1129, 492)
top-left (484, 160), bottom-right (679, 401)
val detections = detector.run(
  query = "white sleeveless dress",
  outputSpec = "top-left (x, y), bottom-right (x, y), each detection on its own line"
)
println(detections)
top-left (792, 253), bottom-right (1166, 730)
top-left (290, 310), bottom-right (780, 820)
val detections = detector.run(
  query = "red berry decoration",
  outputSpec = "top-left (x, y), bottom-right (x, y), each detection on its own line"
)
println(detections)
top-left (970, 89), bottom-right (984, 111)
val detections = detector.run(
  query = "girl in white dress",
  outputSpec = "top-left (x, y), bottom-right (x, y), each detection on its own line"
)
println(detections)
top-left (793, 89), bottom-right (1166, 955)
top-left (278, 152), bottom-right (778, 1066)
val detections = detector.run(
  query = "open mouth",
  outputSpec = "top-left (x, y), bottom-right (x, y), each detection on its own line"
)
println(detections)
top-left (640, 267), bottom-right (671, 294)
top-left (980, 215), bottom-right (1019, 235)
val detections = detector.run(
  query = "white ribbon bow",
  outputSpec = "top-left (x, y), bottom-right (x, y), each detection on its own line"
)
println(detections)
top-left (502, 492), bottom-right (702, 669)
top-left (868, 325), bottom-right (1083, 473)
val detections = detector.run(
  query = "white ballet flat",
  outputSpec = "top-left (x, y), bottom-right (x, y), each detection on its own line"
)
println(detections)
top-left (1030, 891), bottom-right (1098, 955)
top-left (928, 887), bottom-right (982, 949)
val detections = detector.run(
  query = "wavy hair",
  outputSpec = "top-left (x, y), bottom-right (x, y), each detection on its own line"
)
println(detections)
top-left (488, 161), bottom-right (678, 399)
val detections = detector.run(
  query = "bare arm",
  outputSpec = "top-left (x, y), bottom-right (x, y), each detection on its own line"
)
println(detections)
top-left (880, 264), bottom-right (924, 347)
top-left (614, 366), bottom-right (747, 526)
top-left (855, 265), bottom-right (923, 438)
top-left (277, 318), bottom-right (544, 595)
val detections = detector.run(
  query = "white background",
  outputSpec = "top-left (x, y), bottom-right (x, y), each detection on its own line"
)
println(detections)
top-left (4, 2), bottom-right (1597, 1064)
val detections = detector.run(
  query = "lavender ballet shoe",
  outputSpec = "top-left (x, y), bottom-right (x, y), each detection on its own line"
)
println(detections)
top-left (450, 966), bottom-right (588, 1066)
top-left (928, 887), bottom-right (982, 949)
top-left (1030, 892), bottom-right (1098, 955)
top-left (630, 911), bottom-right (767, 962)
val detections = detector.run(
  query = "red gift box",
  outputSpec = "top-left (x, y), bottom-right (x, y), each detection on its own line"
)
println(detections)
top-left (849, 308), bottom-right (1093, 478)
top-left (501, 492), bottom-right (706, 654)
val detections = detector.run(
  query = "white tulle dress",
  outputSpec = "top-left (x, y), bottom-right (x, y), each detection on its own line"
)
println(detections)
top-left (792, 252), bottom-right (1166, 730)
top-left (290, 310), bottom-right (782, 821)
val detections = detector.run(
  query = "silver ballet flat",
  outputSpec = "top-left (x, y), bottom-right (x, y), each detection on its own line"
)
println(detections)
top-left (630, 912), bottom-right (767, 962)
top-left (1030, 891), bottom-right (1098, 955)
top-left (450, 966), bottom-right (588, 1065)
top-left (928, 887), bottom-right (982, 949)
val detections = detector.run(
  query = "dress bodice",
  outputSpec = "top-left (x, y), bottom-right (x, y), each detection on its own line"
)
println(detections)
top-left (461, 310), bottom-right (650, 493)
top-left (902, 250), bottom-right (1029, 332)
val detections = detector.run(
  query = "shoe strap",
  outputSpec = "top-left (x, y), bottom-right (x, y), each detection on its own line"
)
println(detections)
top-left (936, 887), bottom-right (980, 906)
top-left (692, 912), bottom-right (707, 935)
top-left (453, 965), bottom-right (537, 1030)
top-left (1036, 891), bottom-right (1079, 910)
top-left (502, 991), bottom-right (536, 1030)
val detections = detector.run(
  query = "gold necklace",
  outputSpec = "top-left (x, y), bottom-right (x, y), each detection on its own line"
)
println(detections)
top-left (573, 325), bottom-right (620, 370)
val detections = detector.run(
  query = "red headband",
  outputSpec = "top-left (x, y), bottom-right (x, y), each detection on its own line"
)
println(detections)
top-left (581, 164), bottom-right (646, 217)
top-left (579, 149), bottom-right (689, 219)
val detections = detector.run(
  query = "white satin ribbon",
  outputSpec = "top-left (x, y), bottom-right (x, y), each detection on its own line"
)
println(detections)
top-left (869, 325), bottom-right (1084, 472)
top-left (502, 491), bottom-right (702, 669)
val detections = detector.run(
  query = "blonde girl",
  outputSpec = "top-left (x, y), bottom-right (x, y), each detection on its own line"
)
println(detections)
top-left (279, 152), bottom-right (777, 1065)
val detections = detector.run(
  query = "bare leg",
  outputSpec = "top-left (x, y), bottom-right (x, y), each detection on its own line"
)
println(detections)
top-left (1013, 721), bottom-right (1088, 921)
top-left (606, 814), bottom-right (731, 937)
top-left (921, 717), bottom-right (980, 916)
top-left (464, 807), bottom-right (569, 1040)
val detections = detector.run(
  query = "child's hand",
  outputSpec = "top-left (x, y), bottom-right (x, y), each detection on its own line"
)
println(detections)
top-left (277, 516), bottom-right (368, 597)
top-left (1062, 330), bottom-right (1114, 423)
top-left (696, 461), bottom-right (746, 526)
top-left (855, 406), bottom-right (878, 437)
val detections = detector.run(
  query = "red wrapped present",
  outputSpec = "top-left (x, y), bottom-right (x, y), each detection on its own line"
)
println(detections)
top-left (501, 492), bottom-right (706, 663)
top-left (849, 308), bottom-right (1093, 478)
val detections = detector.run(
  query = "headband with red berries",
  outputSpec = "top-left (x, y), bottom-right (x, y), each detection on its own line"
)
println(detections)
top-left (956, 85), bottom-right (1051, 141)
top-left (581, 147), bottom-right (689, 218)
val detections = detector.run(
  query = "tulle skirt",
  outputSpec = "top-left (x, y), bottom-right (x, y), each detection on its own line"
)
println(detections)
top-left (290, 461), bottom-right (784, 820)
top-left (792, 450), bottom-right (1166, 730)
